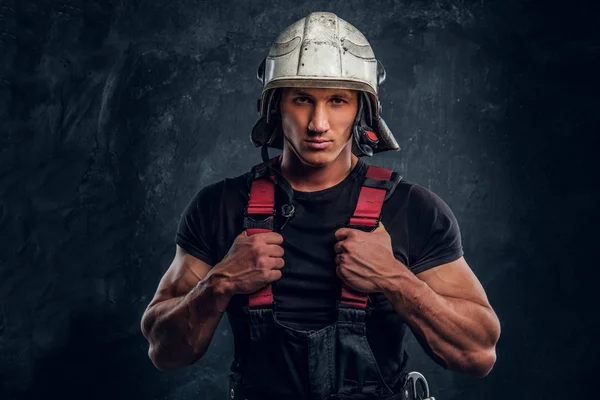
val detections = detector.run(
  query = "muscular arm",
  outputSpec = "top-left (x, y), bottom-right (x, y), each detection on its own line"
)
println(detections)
top-left (379, 257), bottom-right (501, 377)
top-left (141, 245), bottom-right (233, 371)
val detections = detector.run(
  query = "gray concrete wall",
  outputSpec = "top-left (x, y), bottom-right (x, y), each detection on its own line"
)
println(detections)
top-left (1, 1), bottom-right (597, 399)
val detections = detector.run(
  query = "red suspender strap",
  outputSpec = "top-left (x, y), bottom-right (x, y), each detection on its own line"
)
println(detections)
top-left (246, 177), bottom-right (275, 236)
top-left (340, 165), bottom-right (394, 309)
top-left (246, 163), bottom-right (276, 308)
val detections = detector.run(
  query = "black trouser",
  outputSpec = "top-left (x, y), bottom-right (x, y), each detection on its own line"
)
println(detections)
top-left (228, 305), bottom-right (419, 400)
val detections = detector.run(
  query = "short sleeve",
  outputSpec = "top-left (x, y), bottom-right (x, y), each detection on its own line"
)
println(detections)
top-left (407, 185), bottom-right (464, 274)
top-left (175, 182), bottom-right (222, 265)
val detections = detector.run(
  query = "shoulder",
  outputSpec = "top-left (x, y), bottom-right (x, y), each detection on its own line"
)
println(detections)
top-left (178, 171), bottom-right (254, 233)
top-left (403, 183), bottom-right (463, 272)
top-left (363, 164), bottom-right (463, 272)
top-left (384, 177), bottom-right (459, 231)
top-left (370, 165), bottom-right (454, 218)
top-left (187, 170), bottom-right (251, 206)
top-left (361, 163), bottom-right (453, 207)
top-left (176, 169), bottom-right (254, 262)
top-left (405, 183), bottom-right (455, 218)
top-left (370, 166), bottom-right (460, 237)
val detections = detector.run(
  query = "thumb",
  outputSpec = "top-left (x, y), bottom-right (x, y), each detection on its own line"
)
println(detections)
top-left (374, 221), bottom-right (387, 233)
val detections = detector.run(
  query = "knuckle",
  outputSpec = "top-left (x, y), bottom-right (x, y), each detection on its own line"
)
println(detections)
top-left (255, 243), bottom-right (268, 255)
top-left (255, 245), bottom-right (266, 257)
top-left (251, 234), bottom-right (263, 243)
top-left (234, 235), bottom-right (246, 246)
top-left (338, 242), bottom-right (349, 253)
top-left (257, 255), bottom-right (269, 268)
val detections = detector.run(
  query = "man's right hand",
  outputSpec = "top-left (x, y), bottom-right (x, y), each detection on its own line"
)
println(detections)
top-left (208, 230), bottom-right (285, 296)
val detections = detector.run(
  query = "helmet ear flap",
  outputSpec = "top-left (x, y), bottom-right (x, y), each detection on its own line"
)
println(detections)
top-left (377, 60), bottom-right (386, 86)
top-left (362, 92), bottom-right (374, 127)
top-left (352, 125), bottom-right (375, 157)
top-left (266, 88), bottom-right (281, 124)
top-left (352, 93), bottom-right (378, 157)
top-left (251, 88), bottom-right (283, 149)
top-left (251, 115), bottom-right (283, 148)
top-left (257, 58), bottom-right (266, 85)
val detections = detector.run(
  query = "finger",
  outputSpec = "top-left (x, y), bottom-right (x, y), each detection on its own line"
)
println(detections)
top-left (270, 257), bottom-right (285, 269)
top-left (334, 228), bottom-right (352, 241)
top-left (268, 270), bottom-right (283, 282)
top-left (265, 244), bottom-right (285, 258)
top-left (260, 255), bottom-right (284, 269)
top-left (333, 241), bottom-right (346, 254)
top-left (335, 264), bottom-right (343, 279)
top-left (262, 232), bottom-right (284, 245)
top-left (373, 221), bottom-right (386, 233)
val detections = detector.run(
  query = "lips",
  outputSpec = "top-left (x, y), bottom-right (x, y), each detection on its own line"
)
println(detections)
top-left (305, 139), bottom-right (332, 149)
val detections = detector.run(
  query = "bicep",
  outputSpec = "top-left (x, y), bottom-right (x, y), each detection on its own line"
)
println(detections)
top-left (415, 257), bottom-right (491, 308)
top-left (147, 245), bottom-right (213, 308)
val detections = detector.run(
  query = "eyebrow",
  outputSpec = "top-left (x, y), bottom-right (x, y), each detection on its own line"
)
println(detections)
top-left (330, 92), bottom-right (352, 100)
top-left (290, 90), bottom-right (353, 100)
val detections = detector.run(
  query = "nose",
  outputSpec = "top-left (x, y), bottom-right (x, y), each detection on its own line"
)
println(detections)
top-left (308, 103), bottom-right (330, 133)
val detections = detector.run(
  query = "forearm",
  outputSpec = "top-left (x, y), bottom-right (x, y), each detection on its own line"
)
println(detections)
top-left (142, 273), bottom-right (233, 371)
top-left (381, 265), bottom-right (500, 377)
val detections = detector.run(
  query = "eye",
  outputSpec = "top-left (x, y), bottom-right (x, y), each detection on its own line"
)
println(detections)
top-left (331, 97), bottom-right (346, 105)
top-left (293, 96), bottom-right (312, 104)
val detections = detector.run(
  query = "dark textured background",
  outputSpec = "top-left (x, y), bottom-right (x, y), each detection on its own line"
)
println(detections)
top-left (1, 0), bottom-right (598, 399)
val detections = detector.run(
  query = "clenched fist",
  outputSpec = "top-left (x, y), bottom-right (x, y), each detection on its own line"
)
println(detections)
top-left (333, 222), bottom-right (403, 293)
top-left (211, 230), bottom-right (285, 295)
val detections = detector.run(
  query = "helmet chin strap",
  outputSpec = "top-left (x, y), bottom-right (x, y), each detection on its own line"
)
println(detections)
top-left (262, 88), bottom-right (282, 165)
top-left (261, 144), bottom-right (271, 164)
top-left (260, 143), bottom-right (296, 225)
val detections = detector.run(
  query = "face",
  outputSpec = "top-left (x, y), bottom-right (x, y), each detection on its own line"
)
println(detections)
top-left (279, 87), bottom-right (359, 167)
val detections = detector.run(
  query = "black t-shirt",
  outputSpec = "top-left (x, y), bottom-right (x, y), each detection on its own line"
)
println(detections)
top-left (176, 158), bottom-right (463, 389)
top-left (176, 158), bottom-right (463, 331)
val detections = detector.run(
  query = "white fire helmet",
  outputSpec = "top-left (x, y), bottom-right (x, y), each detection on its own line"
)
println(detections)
top-left (251, 12), bottom-right (400, 157)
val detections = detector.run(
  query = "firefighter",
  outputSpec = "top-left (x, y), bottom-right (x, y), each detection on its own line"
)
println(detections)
top-left (142, 12), bottom-right (500, 400)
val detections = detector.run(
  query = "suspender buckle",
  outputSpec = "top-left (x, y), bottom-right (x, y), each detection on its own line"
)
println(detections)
top-left (347, 217), bottom-right (380, 232)
top-left (244, 206), bottom-right (275, 230)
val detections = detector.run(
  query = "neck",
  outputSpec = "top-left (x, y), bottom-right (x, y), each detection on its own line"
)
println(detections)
top-left (279, 148), bottom-right (359, 192)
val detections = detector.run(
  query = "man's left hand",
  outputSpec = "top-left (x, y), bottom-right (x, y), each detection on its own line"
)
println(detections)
top-left (333, 222), bottom-right (404, 293)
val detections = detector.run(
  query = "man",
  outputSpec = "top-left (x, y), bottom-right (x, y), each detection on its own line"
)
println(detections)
top-left (141, 12), bottom-right (501, 400)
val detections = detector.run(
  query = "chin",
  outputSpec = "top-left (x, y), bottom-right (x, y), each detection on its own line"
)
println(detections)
top-left (284, 136), bottom-right (351, 167)
top-left (296, 150), bottom-right (338, 167)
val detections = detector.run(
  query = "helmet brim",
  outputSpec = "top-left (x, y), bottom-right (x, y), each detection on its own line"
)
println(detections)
top-left (264, 78), bottom-right (376, 97)
top-left (261, 79), bottom-right (378, 120)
